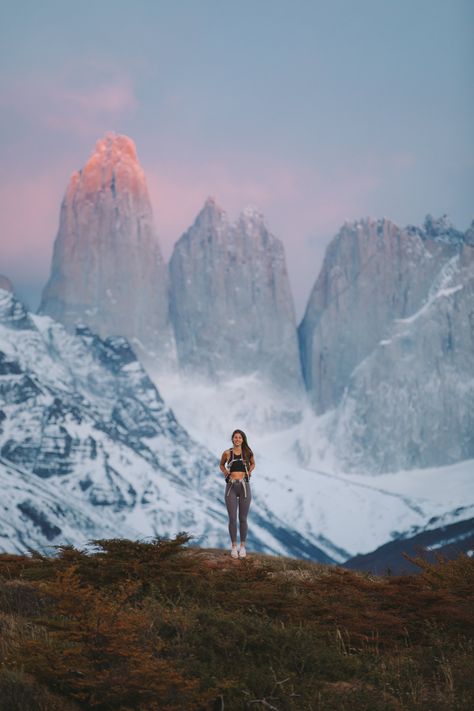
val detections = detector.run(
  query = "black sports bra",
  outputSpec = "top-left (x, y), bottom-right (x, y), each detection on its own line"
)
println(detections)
top-left (229, 450), bottom-right (246, 473)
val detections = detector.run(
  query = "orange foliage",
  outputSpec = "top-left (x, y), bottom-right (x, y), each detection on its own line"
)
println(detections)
top-left (0, 538), bottom-right (473, 710)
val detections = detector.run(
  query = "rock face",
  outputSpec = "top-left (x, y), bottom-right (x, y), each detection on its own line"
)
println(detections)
top-left (0, 456), bottom-right (130, 555)
top-left (39, 133), bottom-right (175, 368)
top-left (299, 216), bottom-right (464, 414)
top-left (299, 214), bottom-right (474, 472)
top-left (169, 198), bottom-right (303, 394)
top-left (332, 238), bottom-right (474, 472)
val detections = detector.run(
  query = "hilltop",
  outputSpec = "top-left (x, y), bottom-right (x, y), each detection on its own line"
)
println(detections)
top-left (0, 535), bottom-right (473, 710)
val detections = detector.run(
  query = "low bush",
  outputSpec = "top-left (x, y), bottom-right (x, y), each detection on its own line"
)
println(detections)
top-left (0, 538), bottom-right (472, 710)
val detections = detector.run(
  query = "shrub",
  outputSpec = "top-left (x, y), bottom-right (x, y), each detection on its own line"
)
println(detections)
top-left (0, 537), bottom-right (472, 710)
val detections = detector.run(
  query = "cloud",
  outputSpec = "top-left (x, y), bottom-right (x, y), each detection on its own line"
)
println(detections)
top-left (1, 62), bottom-right (137, 138)
top-left (62, 84), bottom-right (137, 114)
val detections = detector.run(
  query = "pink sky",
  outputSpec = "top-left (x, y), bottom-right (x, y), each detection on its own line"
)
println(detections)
top-left (1, 2), bottom-right (472, 316)
top-left (1, 136), bottom-right (390, 317)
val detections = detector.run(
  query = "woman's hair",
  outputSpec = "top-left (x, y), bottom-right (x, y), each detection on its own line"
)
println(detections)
top-left (231, 429), bottom-right (253, 463)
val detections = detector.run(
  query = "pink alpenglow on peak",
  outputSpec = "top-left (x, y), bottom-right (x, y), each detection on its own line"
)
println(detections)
top-left (66, 133), bottom-right (147, 206)
top-left (40, 133), bottom-right (176, 368)
top-left (95, 133), bottom-right (138, 162)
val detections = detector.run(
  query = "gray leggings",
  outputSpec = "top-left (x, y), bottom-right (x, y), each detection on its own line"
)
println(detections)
top-left (225, 480), bottom-right (252, 544)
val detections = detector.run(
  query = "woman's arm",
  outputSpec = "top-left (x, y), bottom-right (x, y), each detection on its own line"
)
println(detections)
top-left (219, 450), bottom-right (229, 476)
top-left (248, 455), bottom-right (255, 475)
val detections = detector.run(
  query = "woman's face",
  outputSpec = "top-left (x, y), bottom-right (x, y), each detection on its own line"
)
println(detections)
top-left (232, 432), bottom-right (243, 447)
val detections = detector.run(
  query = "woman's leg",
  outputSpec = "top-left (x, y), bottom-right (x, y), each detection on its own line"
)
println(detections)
top-left (238, 483), bottom-right (252, 543)
top-left (225, 483), bottom-right (238, 544)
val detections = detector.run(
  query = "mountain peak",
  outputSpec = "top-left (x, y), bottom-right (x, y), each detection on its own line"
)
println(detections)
top-left (66, 133), bottom-right (145, 203)
top-left (0, 275), bottom-right (13, 293)
top-left (204, 195), bottom-right (218, 208)
top-left (192, 196), bottom-right (227, 230)
top-left (342, 216), bottom-right (395, 233)
top-left (94, 132), bottom-right (138, 163)
top-left (422, 214), bottom-right (464, 243)
top-left (239, 204), bottom-right (265, 226)
top-left (202, 195), bottom-right (226, 215)
top-left (40, 135), bottom-right (175, 366)
top-left (169, 196), bottom-right (302, 392)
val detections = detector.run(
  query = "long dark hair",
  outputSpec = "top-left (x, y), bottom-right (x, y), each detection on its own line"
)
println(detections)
top-left (231, 429), bottom-right (253, 463)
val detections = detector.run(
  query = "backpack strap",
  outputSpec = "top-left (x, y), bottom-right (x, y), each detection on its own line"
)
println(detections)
top-left (227, 447), bottom-right (250, 481)
top-left (243, 455), bottom-right (250, 481)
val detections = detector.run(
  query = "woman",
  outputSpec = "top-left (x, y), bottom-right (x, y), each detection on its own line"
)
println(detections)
top-left (220, 429), bottom-right (255, 558)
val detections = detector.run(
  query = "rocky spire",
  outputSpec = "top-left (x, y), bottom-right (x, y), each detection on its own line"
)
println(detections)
top-left (40, 133), bottom-right (175, 367)
top-left (331, 229), bottom-right (474, 471)
top-left (169, 198), bottom-right (303, 394)
top-left (299, 216), bottom-right (466, 414)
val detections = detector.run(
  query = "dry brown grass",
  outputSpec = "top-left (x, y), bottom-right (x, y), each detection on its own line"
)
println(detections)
top-left (0, 538), bottom-right (473, 710)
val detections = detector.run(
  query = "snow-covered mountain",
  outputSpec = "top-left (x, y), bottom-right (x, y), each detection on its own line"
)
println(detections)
top-left (0, 455), bottom-right (132, 555)
top-left (344, 516), bottom-right (474, 575)
top-left (0, 287), bottom-right (215, 541)
top-left (4, 128), bottom-right (473, 556)
top-left (3, 286), bottom-right (472, 560)
top-left (299, 215), bottom-right (467, 414)
top-left (331, 239), bottom-right (474, 472)
top-left (0, 287), bottom-right (328, 559)
top-left (299, 215), bottom-right (474, 471)
top-left (39, 133), bottom-right (175, 369)
top-left (169, 198), bottom-right (303, 395)
top-left (35, 132), bottom-right (472, 475)
top-left (154, 373), bottom-right (474, 562)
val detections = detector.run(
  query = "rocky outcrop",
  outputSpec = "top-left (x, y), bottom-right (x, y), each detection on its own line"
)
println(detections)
top-left (298, 217), bottom-right (464, 414)
top-left (0, 455), bottom-right (131, 554)
top-left (0, 281), bottom-right (34, 330)
top-left (39, 133), bottom-right (175, 368)
top-left (465, 219), bottom-right (474, 247)
top-left (169, 198), bottom-right (303, 394)
top-left (331, 239), bottom-right (474, 472)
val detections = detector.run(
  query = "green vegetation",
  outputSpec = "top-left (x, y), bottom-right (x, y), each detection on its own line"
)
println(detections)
top-left (0, 534), bottom-right (473, 710)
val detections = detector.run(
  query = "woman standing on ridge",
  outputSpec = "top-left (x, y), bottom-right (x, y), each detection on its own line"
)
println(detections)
top-left (220, 429), bottom-right (255, 559)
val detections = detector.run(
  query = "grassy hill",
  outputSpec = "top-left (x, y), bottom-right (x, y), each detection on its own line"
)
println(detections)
top-left (0, 535), bottom-right (473, 710)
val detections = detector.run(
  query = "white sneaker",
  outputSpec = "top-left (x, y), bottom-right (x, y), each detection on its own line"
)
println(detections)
top-left (231, 547), bottom-right (239, 559)
top-left (239, 546), bottom-right (247, 558)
